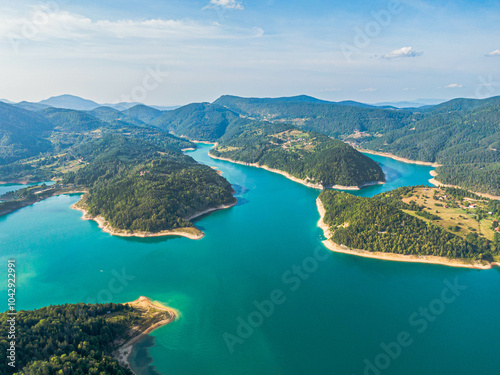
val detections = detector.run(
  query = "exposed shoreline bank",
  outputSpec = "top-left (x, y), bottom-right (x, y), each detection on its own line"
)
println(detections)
top-left (316, 198), bottom-right (497, 269)
top-left (354, 148), bottom-right (442, 167)
top-left (71, 194), bottom-right (237, 239)
top-left (354, 147), bottom-right (500, 199)
top-left (72, 197), bottom-right (204, 239)
top-left (428, 170), bottom-right (500, 200)
top-left (209, 152), bottom-right (384, 191)
top-left (114, 296), bottom-right (178, 375)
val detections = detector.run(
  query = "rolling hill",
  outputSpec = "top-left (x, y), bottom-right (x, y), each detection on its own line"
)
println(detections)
top-left (0, 102), bottom-right (54, 164)
top-left (39, 94), bottom-right (101, 111)
top-left (123, 104), bottom-right (163, 124)
top-left (152, 102), bottom-right (241, 141)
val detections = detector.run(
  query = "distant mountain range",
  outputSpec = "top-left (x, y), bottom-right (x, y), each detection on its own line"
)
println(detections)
top-left (0, 95), bottom-right (179, 112)
top-left (373, 99), bottom-right (446, 108)
top-left (0, 94), bottom-right (449, 112)
top-left (0, 93), bottom-right (498, 194)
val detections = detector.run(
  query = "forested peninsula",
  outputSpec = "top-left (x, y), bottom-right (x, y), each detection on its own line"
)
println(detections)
top-left (0, 100), bottom-right (237, 238)
top-left (1, 134), bottom-right (236, 238)
top-left (210, 126), bottom-right (385, 189)
top-left (318, 187), bottom-right (500, 268)
top-left (0, 297), bottom-right (176, 375)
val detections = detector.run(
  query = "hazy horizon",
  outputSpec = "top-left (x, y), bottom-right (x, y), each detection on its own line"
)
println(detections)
top-left (1, 0), bottom-right (500, 106)
top-left (3, 93), bottom-right (500, 110)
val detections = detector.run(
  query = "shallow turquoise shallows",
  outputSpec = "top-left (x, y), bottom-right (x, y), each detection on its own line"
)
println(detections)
top-left (1, 144), bottom-right (499, 375)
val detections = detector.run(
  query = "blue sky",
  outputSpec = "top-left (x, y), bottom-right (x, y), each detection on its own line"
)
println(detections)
top-left (1, 0), bottom-right (499, 105)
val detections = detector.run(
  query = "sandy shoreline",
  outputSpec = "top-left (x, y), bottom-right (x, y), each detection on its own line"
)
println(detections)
top-left (71, 199), bottom-right (205, 239)
top-left (355, 148), bottom-right (500, 199)
top-left (71, 193), bottom-right (237, 239)
top-left (189, 140), bottom-right (217, 145)
top-left (428, 171), bottom-right (500, 200)
top-left (114, 296), bottom-right (178, 375)
top-left (355, 148), bottom-right (442, 167)
top-left (209, 153), bottom-right (384, 190)
top-left (316, 198), bottom-right (496, 269)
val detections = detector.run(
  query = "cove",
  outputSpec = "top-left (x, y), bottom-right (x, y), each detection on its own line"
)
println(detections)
top-left (0, 180), bottom-right (55, 197)
top-left (1, 144), bottom-right (499, 375)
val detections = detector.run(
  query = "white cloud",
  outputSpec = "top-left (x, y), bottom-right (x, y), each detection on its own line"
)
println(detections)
top-left (382, 46), bottom-right (423, 59)
top-left (444, 83), bottom-right (463, 88)
top-left (0, 10), bottom-right (260, 44)
top-left (486, 49), bottom-right (500, 57)
top-left (204, 0), bottom-right (244, 10)
top-left (359, 88), bottom-right (377, 92)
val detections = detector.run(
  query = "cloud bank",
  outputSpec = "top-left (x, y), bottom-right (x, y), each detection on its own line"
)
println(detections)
top-left (382, 46), bottom-right (423, 59)
top-left (204, 0), bottom-right (244, 10)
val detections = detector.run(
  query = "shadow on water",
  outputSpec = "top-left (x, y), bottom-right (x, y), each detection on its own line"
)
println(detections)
top-left (379, 162), bottom-right (401, 183)
top-left (231, 184), bottom-right (249, 195)
top-left (129, 335), bottom-right (162, 375)
top-left (119, 235), bottom-right (185, 245)
top-left (234, 197), bottom-right (249, 207)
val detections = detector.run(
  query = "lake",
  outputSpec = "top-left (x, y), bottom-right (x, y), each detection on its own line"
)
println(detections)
top-left (1, 144), bottom-right (499, 375)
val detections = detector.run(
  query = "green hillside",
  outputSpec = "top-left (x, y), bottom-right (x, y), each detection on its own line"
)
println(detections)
top-left (152, 103), bottom-right (240, 141)
top-left (64, 135), bottom-right (236, 233)
top-left (89, 106), bottom-right (146, 127)
top-left (319, 189), bottom-right (499, 262)
top-left (213, 95), bottom-right (416, 137)
top-left (0, 300), bottom-right (172, 374)
top-left (0, 102), bottom-right (53, 164)
top-left (213, 95), bottom-right (500, 195)
top-left (123, 104), bottom-right (163, 123)
top-left (211, 124), bottom-right (385, 188)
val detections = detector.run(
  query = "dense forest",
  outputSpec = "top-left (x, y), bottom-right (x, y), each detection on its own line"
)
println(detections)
top-left (434, 163), bottom-right (500, 196)
top-left (0, 99), bottom-right (236, 233)
top-left (0, 102), bottom-right (53, 164)
top-left (63, 135), bottom-right (235, 233)
top-left (211, 124), bottom-right (385, 187)
top-left (319, 189), bottom-right (498, 262)
top-left (212, 95), bottom-right (500, 195)
top-left (0, 101), bottom-right (194, 181)
top-left (0, 302), bottom-right (169, 374)
top-left (213, 95), bottom-right (417, 138)
top-left (63, 135), bottom-right (235, 232)
top-left (1, 94), bottom-right (498, 195)
top-left (152, 102), bottom-right (241, 141)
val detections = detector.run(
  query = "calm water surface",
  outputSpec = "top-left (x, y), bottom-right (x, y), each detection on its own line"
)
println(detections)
top-left (1, 144), bottom-right (499, 375)
top-left (0, 181), bottom-right (54, 196)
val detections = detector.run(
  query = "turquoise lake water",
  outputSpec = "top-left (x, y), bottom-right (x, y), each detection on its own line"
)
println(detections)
top-left (0, 181), bottom-right (54, 196)
top-left (1, 144), bottom-right (499, 374)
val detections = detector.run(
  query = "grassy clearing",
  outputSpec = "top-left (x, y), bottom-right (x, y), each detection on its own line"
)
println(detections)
top-left (401, 187), bottom-right (496, 241)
